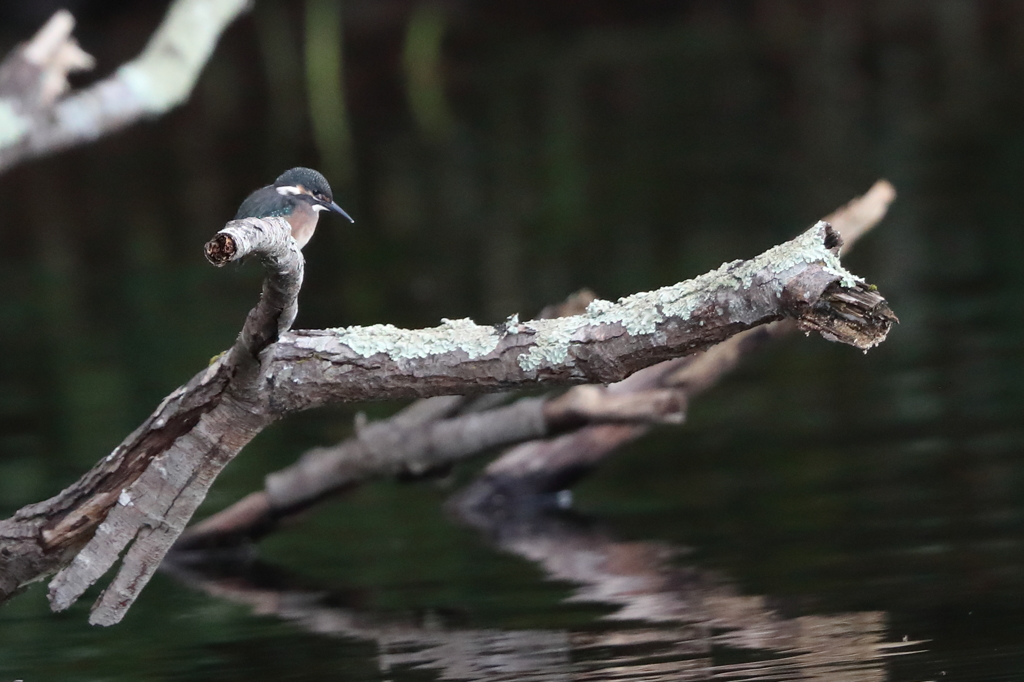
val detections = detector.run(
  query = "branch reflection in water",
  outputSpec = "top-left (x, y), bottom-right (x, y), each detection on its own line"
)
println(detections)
top-left (163, 501), bottom-right (922, 682)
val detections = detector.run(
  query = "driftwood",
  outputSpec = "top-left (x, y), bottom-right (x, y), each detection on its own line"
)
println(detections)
top-left (0, 0), bottom-right (249, 174)
top-left (0, 193), bottom-right (895, 625)
top-left (178, 180), bottom-right (897, 550)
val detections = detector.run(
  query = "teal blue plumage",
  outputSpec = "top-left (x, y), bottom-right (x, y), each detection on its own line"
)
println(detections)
top-left (232, 167), bottom-right (353, 248)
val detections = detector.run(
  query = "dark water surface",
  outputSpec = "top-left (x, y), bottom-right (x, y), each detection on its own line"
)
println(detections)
top-left (2, 2), bottom-right (1024, 680)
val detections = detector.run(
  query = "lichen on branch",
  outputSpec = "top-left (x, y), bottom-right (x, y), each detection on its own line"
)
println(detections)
top-left (267, 221), bottom-right (893, 411)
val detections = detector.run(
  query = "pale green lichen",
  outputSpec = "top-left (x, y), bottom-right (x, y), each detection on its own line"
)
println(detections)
top-left (514, 319), bottom-right (578, 370)
top-left (515, 222), bottom-right (860, 372)
top-left (331, 317), bottom-right (501, 360)
top-left (304, 223), bottom-right (860, 374)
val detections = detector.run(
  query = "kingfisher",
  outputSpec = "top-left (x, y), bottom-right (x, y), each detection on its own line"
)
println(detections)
top-left (234, 167), bottom-right (354, 248)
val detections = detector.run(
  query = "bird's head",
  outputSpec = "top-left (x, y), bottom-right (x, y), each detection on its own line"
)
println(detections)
top-left (273, 167), bottom-right (354, 223)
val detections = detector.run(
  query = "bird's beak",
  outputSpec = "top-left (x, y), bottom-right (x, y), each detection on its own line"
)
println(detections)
top-left (327, 201), bottom-right (355, 223)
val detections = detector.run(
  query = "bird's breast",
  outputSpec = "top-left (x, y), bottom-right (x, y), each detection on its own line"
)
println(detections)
top-left (286, 201), bottom-right (320, 248)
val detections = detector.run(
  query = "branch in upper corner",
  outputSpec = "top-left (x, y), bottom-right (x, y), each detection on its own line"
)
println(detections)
top-left (0, 11), bottom-right (94, 115)
top-left (0, 0), bottom-right (249, 174)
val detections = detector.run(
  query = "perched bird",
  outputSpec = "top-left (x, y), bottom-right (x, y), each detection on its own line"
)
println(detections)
top-left (234, 167), bottom-right (354, 248)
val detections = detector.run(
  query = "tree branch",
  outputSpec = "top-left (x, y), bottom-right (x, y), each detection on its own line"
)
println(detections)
top-left (0, 0), bottom-right (249, 173)
top-left (176, 181), bottom-right (897, 549)
top-left (0, 211), bottom-right (895, 625)
top-left (206, 216), bottom-right (305, 362)
top-left (262, 221), bottom-right (892, 413)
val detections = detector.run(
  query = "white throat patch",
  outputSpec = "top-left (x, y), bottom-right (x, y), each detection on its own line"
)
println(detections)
top-left (311, 204), bottom-right (329, 212)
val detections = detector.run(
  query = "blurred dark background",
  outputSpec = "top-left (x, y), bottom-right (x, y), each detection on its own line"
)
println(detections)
top-left (1, 1), bottom-right (1023, 680)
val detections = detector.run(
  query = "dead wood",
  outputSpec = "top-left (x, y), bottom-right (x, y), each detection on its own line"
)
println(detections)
top-left (177, 182), bottom-right (896, 551)
top-left (0, 202), bottom-right (894, 624)
top-left (258, 220), bottom-right (892, 410)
